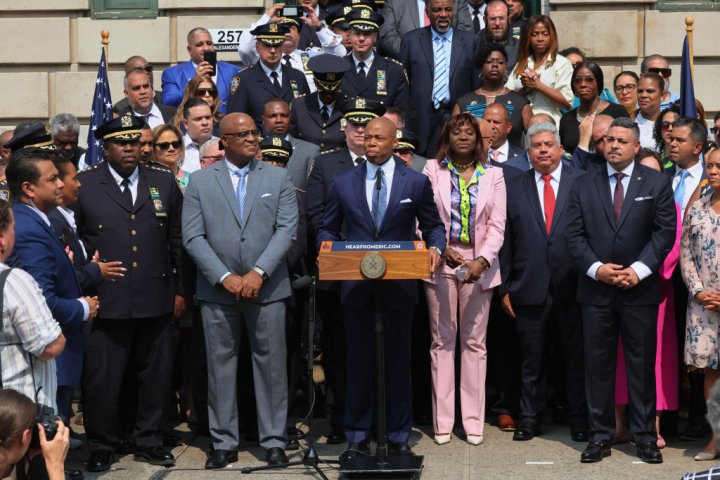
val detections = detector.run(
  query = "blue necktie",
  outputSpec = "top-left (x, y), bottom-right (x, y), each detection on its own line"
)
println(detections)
top-left (432, 36), bottom-right (448, 109)
top-left (235, 169), bottom-right (248, 218)
top-left (674, 169), bottom-right (689, 207)
top-left (372, 167), bottom-right (387, 231)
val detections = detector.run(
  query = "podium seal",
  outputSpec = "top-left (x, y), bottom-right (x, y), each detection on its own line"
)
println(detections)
top-left (360, 252), bottom-right (386, 279)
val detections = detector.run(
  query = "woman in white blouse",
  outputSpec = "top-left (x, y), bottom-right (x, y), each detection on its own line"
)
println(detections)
top-left (505, 15), bottom-right (573, 126)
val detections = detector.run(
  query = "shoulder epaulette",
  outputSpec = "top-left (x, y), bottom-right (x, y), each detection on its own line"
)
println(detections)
top-left (145, 162), bottom-right (174, 174)
top-left (384, 56), bottom-right (404, 67)
top-left (320, 147), bottom-right (341, 156)
top-left (77, 163), bottom-right (101, 174)
top-left (295, 93), bottom-right (309, 100)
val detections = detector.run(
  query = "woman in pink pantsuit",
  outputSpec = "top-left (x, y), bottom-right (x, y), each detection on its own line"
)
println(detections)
top-left (614, 153), bottom-right (680, 448)
top-left (422, 113), bottom-right (506, 446)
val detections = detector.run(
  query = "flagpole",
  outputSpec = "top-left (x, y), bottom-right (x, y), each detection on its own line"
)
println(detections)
top-left (685, 17), bottom-right (694, 80)
top-left (101, 30), bottom-right (109, 64)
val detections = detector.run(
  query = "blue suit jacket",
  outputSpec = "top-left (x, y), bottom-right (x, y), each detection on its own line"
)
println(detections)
top-left (9, 203), bottom-right (84, 386)
top-left (161, 60), bottom-right (241, 114)
top-left (317, 157), bottom-right (446, 308)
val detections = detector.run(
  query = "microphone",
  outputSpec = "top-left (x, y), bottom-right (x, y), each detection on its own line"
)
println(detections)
top-left (291, 275), bottom-right (313, 290)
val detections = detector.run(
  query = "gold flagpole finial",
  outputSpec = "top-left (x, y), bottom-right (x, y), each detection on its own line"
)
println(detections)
top-left (685, 17), bottom-right (694, 80)
top-left (101, 30), bottom-right (110, 63)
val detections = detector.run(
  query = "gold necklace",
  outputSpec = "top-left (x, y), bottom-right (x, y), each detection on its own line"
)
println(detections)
top-left (452, 159), bottom-right (475, 169)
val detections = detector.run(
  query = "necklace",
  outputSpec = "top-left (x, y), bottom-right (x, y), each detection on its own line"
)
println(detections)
top-left (576, 98), bottom-right (601, 123)
top-left (452, 159), bottom-right (475, 169)
top-left (479, 86), bottom-right (506, 99)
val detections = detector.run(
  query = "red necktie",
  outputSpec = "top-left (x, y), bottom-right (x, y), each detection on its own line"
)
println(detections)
top-left (542, 174), bottom-right (555, 233)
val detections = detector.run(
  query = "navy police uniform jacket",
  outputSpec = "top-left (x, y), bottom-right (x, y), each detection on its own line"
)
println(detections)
top-left (341, 54), bottom-right (409, 116)
top-left (290, 93), bottom-right (346, 151)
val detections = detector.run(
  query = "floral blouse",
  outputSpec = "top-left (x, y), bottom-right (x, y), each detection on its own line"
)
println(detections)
top-left (680, 192), bottom-right (720, 296)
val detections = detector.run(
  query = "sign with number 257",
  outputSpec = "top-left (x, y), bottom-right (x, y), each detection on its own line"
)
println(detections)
top-left (208, 29), bottom-right (244, 52)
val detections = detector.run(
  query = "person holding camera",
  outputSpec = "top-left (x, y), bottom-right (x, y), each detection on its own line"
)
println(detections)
top-left (0, 389), bottom-right (69, 480)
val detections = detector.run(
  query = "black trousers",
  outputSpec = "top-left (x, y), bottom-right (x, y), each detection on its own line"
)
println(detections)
top-left (84, 314), bottom-right (176, 452)
top-left (515, 294), bottom-right (586, 428)
top-left (318, 288), bottom-right (346, 432)
top-left (487, 291), bottom-right (520, 417)
top-left (581, 303), bottom-right (658, 445)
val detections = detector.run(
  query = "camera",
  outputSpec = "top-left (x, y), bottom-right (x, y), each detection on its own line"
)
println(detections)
top-left (282, 6), bottom-right (300, 17)
top-left (30, 404), bottom-right (61, 449)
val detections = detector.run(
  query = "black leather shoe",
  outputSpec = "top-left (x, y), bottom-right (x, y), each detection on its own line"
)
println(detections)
top-left (326, 429), bottom-right (346, 445)
top-left (64, 468), bottom-right (84, 480)
top-left (636, 442), bottom-right (663, 464)
top-left (580, 442), bottom-right (611, 463)
top-left (340, 442), bottom-right (371, 463)
top-left (133, 446), bottom-right (175, 467)
top-left (86, 450), bottom-right (113, 472)
top-left (285, 437), bottom-right (300, 450)
top-left (513, 420), bottom-right (539, 441)
top-left (287, 426), bottom-right (305, 440)
top-left (205, 449), bottom-right (238, 469)
top-left (388, 441), bottom-right (416, 456)
top-left (266, 447), bottom-right (289, 466)
top-left (571, 428), bottom-right (589, 442)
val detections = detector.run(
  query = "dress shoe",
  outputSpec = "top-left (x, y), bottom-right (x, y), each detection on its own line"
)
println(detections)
top-left (694, 450), bottom-right (720, 461)
top-left (86, 450), bottom-right (113, 472)
top-left (636, 442), bottom-right (663, 464)
top-left (133, 446), bottom-right (175, 467)
top-left (205, 449), bottom-right (238, 469)
top-left (326, 429), bottom-right (346, 445)
top-left (117, 439), bottom-right (134, 455)
top-left (69, 436), bottom-right (82, 450)
top-left (497, 414), bottom-right (516, 432)
top-left (65, 468), bottom-right (84, 480)
top-left (340, 442), bottom-right (371, 463)
top-left (434, 433), bottom-right (451, 445)
top-left (513, 420), bottom-right (539, 441)
top-left (570, 428), bottom-right (589, 443)
top-left (266, 447), bottom-right (289, 466)
top-left (162, 433), bottom-right (182, 448)
top-left (580, 442), bottom-right (611, 463)
top-left (389, 441), bottom-right (416, 456)
top-left (466, 434), bottom-right (483, 446)
top-left (287, 426), bottom-right (305, 440)
top-left (681, 423), bottom-right (711, 440)
top-left (285, 437), bottom-right (300, 450)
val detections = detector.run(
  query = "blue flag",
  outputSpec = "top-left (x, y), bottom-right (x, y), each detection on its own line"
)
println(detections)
top-left (680, 35), bottom-right (697, 119)
top-left (85, 48), bottom-right (113, 166)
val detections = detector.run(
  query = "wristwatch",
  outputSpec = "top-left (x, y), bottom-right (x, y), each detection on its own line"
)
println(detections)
top-left (252, 266), bottom-right (269, 281)
top-left (475, 256), bottom-right (490, 270)
top-left (429, 246), bottom-right (443, 255)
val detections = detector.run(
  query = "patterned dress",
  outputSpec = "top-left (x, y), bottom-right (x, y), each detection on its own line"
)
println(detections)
top-left (681, 192), bottom-right (720, 369)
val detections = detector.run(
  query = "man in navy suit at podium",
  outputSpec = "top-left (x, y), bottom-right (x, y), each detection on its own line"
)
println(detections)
top-left (317, 116), bottom-right (446, 459)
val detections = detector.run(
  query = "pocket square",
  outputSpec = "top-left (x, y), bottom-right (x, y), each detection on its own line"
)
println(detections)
top-left (634, 196), bottom-right (654, 201)
top-left (261, 193), bottom-right (272, 198)
top-left (400, 198), bottom-right (413, 204)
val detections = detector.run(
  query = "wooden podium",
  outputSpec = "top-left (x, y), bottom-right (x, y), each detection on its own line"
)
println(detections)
top-left (318, 241), bottom-right (427, 479)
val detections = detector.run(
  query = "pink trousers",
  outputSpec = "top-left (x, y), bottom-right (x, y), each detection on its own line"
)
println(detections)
top-left (424, 242), bottom-right (493, 435)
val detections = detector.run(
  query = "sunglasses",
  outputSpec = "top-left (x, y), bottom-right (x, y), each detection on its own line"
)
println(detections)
top-left (155, 140), bottom-right (182, 150)
top-left (614, 83), bottom-right (636, 93)
top-left (132, 64), bottom-right (154, 73)
top-left (661, 121), bottom-right (674, 130)
top-left (573, 76), bottom-right (596, 85)
top-left (711, 127), bottom-right (720, 134)
top-left (195, 88), bottom-right (217, 97)
top-left (647, 67), bottom-right (671, 77)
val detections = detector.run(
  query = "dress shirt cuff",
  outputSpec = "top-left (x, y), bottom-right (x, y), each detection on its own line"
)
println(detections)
top-left (577, 145), bottom-right (589, 153)
top-left (429, 246), bottom-right (443, 255)
top-left (218, 272), bottom-right (232, 285)
top-left (78, 298), bottom-right (89, 321)
top-left (317, 25), bottom-right (341, 46)
top-left (629, 261), bottom-right (652, 282)
top-left (587, 262), bottom-right (602, 280)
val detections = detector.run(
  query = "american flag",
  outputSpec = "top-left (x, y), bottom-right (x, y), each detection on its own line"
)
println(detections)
top-left (85, 47), bottom-right (113, 166)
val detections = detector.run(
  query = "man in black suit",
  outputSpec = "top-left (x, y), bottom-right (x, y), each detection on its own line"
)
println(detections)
top-left (499, 121), bottom-right (588, 443)
top-left (50, 114), bottom-right (86, 168)
top-left (115, 70), bottom-right (177, 130)
top-left (400, 0), bottom-right (480, 157)
top-left (341, 9), bottom-right (409, 116)
top-left (566, 117), bottom-right (676, 464)
top-left (483, 103), bottom-right (524, 164)
top-left (227, 23), bottom-right (310, 127)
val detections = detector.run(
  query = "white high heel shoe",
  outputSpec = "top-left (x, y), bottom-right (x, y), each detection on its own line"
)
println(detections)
top-left (434, 433), bottom-right (451, 445)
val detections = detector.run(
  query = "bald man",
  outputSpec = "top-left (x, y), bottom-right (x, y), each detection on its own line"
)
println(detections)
top-left (113, 55), bottom-right (163, 112)
top-left (183, 112), bottom-right (298, 469)
top-left (317, 117), bottom-right (446, 459)
top-left (484, 103), bottom-right (525, 165)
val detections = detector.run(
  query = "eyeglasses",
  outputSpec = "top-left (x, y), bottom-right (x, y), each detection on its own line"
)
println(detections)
top-left (661, 121), bottom-right (675, 130)
top-left (132, 64), bottom-right (154, 73)
top-left (155, 140), bottom-right (182, 150)
top-left (614, 83), bottom-right (636, 93)
top-left (647, 67), bottom-right (672, 77)
top-left (573, 76), bottom-right (596, 85)
top-left (224, 130), bottom-right (261, 140)
top-left (711, 127), bottom-right (720, 134)
top-left (195, 88), bottom-right (217, 97)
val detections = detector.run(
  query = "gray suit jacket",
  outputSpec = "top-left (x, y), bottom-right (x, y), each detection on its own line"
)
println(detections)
top-left (182, 158), bottom-right (298, 305)
top-left (287, 136), bottom-right (320, 190)
top-left (410, 153), bottom-right (428, 173)
top-left (379, 0), bottom-right (473, 59)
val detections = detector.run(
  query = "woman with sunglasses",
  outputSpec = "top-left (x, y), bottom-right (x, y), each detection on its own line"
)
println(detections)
top-left (505, 15), bottom-right (573, 126)
top-left (633, 72), bottom-right (665, 150)
top-left (453, 44), bottom-right (531, 148)
top-left (422, 113), bottom-right (506, 446)
top-left (652, 105), bottom-right (681, 169)
top-left (614, 71), bottom-right (639, 118)
top-left (175, 75), bottom-right (223, 135)
top-left (559, 63), bottom-right (628, 154)
top-left (152, 125), bottom-right (189, 190)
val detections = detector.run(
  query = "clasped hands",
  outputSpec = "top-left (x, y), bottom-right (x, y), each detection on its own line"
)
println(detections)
top-left (519, 70), bottom-right (540, 91)
top-left (222, 271), bottom-right (264, 300)
top-left (596, 263), bottom-right (640, 289)
top-left (443, 246), bottom-right (486, 284)
top-left (695, 290), bottom-right (720, 311)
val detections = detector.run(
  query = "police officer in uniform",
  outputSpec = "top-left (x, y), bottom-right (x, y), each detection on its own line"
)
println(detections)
top-left (395, 128), bottom-right (427, 173)
top-left (305, 96), bottom-right (385, 445)
top-left (4, 122), bottom-right (56, 154)
top-left (227, 22), bottom-right (310, 128)
top-left (75, 115), bottom-right (186, 472)
top-left (290, 54), bottom-right (350, 150)
top-left (341, 9), bottom-right (409, 116)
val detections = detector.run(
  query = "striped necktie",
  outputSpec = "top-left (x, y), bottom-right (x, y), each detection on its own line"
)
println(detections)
top-left (432, 35), bottom-right (448, 109)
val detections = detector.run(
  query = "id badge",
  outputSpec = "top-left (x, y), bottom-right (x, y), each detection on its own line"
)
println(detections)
top-left (149, 186), bottom-right (167, 218)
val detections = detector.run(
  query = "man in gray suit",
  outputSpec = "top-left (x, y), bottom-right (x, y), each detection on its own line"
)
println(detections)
top-left (379, 0), bottom-right (473, 59)
top-left (182, 112), bottom-right (298, 469)
top-left (261, 98), bottom-right (319, 190)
